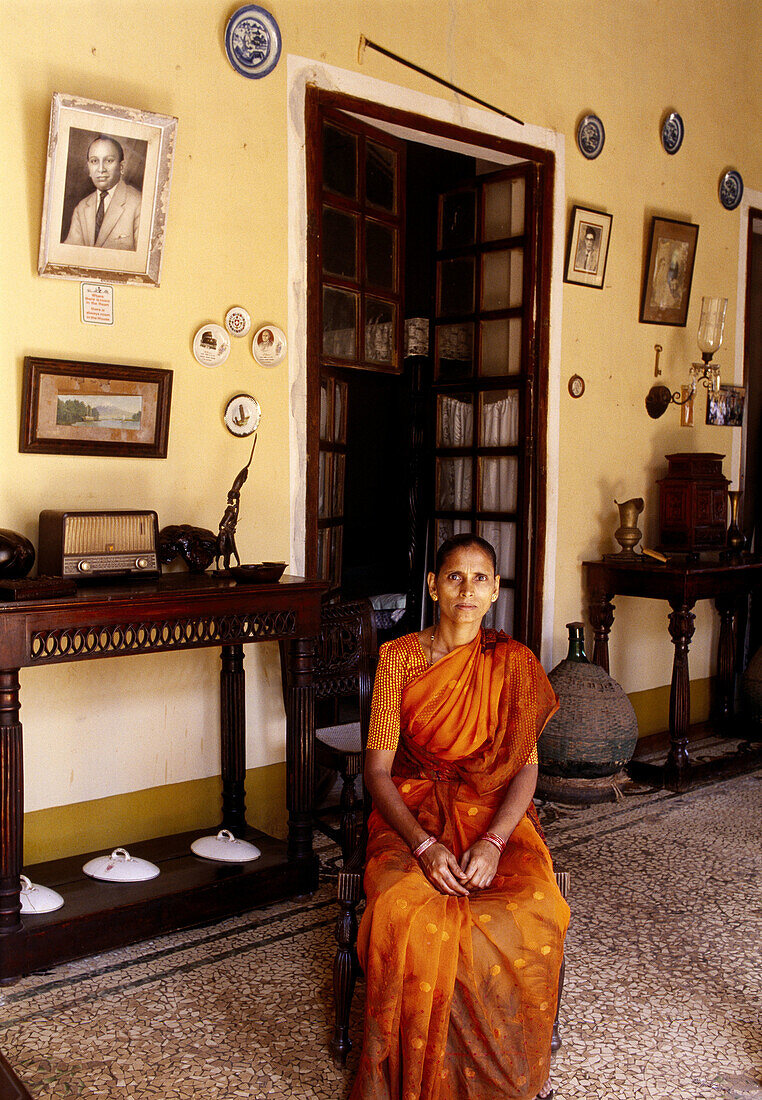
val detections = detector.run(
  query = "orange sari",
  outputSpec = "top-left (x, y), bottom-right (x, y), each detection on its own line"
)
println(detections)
top-left (351, 630), bottom-right (569, 1100)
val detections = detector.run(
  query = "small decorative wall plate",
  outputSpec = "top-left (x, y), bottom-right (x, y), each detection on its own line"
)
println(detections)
top-left (225, 5), bottom-right (282, 79)
top-left (252, 324), bottom-right (287, 367)
top-left (225, 305), bottom-right (251, 338)
top-left (661, 111), bottom-right (684, 155)
top-left (224, 393), bottom-right (261, 437)
top-left (193, 323), bottom-right (231, 367)
top-left (577, 114), bottom-right (605, 159)
top-left (568, 374), bottom-right (585, 398)
top-left (719, 169), bottom-right (744, 210)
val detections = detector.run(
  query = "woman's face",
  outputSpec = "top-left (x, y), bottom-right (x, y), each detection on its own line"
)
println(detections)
top-left (428, 544), bottom-right (500, 628)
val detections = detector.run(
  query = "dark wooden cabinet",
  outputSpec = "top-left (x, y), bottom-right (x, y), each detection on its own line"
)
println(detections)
top-left (657, 452), bottom-right (729, 554)
top-left (0, 572), bottom-right (326, 981)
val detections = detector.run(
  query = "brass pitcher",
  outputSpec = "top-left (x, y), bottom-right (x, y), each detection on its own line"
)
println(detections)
top-left (607, 497), bottom-right (644, 559)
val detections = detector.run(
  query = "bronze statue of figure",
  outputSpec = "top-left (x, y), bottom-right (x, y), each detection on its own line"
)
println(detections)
top-left (216, 436), bottom-right (257, 572)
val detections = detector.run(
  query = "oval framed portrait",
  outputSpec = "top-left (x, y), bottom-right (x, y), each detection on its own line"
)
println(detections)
top-left (252, 324), bottom-right (287, 367)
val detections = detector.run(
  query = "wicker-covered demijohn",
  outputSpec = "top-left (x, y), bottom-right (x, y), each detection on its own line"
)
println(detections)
top-left (537, 622), bottom-right (638, 802)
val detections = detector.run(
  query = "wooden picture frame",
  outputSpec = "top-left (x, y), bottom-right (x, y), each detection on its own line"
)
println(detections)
top-left (640, 216), bottom-right (699, 326)
top-left (20, 357), bottom-right (173, 457)
top-left (38, 94), bottom-right (177, 286)
top-left (563, 205), bottom-right (612, 289)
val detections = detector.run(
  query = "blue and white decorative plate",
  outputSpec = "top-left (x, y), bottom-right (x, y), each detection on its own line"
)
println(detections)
top-left (577, 114), bottom-right (605, 160)
top-left (225, 5), bottom-right (282, 79)
top-left (719, 169), bottom-right (744, 211)
top-left (661, 111), bottom-right (684, 155)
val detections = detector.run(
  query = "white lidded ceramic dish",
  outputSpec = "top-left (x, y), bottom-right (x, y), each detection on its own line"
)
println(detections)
top-left (190, 829), bottom-right (261, 863)
top-left (82, 848), bottom-right (160, 882)
top-left (20, 874), bottom-right (65, 914)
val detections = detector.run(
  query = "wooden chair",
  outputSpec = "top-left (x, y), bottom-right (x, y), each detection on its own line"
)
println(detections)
top-left (311, 599), bottom-right (377, 863)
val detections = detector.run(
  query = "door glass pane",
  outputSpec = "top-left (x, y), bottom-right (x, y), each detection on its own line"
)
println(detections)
top-left (317, 528), bottom-right (329, 580)
top-left (323, 124), bottom-right (357, 199)
top-left (366, 142), bottom-right (396, 211)
top-left (436, 518), bottom-right (471, 548)
top-left (323, 287), bottom-right (357, 359)
top-left (437, 394), bottom-right (474, 447)
top-left (330, 526), bottom-right (343, 586)
top-left (334, 381), bottom-right (347, 442)
top-left (322, 207), bottom-right (357, 279)
top-left (365, 298), bottom-right (395, 364)
top-left (439, 189), bottom-right (476, 249)
top-left (365, 220), bottom-right (396, 290)
top-left (480, 390), bottom-right (519, 446)
top-left (480, 318), bottom-right (522, 376)
top-left (479, 457), bottom-right (518, 512)
top-left (438, 258), bottom-right (475, 315)
top-left (481, 249), bottom-right (523, 311)
top-left (483, 586), bottom-right (515, 635)
top-left (333, 454), bottom-right (346, 516)
top-left (435, 323), bottom-right (473, 382)
top-left (318, 451), bottom-right (332, 518)
top-left (510, 178), bottom-right (525, 236)
top-left (482, 178), bottom-right (513, 241)
top-left (478, 521), bottom-right (516, 579)
top-left (436, 458), bottom-right (473, 510)
top-left (319, 380), bottom-right (330, 441)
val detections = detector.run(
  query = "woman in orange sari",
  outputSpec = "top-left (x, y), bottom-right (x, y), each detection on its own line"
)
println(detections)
top-left (350, 534), bottom-right (569, 1100)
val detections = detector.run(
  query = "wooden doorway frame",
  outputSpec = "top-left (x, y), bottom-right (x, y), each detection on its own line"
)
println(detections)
top-left (287, 56), bottom-right (566, 664)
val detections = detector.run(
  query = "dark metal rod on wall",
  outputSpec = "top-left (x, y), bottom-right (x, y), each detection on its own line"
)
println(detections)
top-left (359, 36), bottom-right (524, 126)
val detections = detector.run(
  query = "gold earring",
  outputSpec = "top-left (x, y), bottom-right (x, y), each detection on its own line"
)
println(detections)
top-left (491, 594), bottom-right (497, 602)
top-left (432, 594), bottom-right (438, 601)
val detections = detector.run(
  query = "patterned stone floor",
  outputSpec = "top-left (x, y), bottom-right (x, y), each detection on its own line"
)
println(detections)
top-left (1, 758), bottom-right (761, 1099)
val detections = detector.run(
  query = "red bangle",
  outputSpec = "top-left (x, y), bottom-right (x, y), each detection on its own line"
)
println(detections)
top-left (412, 836), bottom-right (436, 859)
top-left (482, 831), bottom-right (506, 854)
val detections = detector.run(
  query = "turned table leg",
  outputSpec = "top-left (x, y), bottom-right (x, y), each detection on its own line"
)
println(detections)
top-left (0, 670), bottom-right (23, 934)
top-left (220, 643), bottom-right (247, 834)
top-left (714, 596), bottom-right (739, 728)
top-left (284, 635), bottom-right (316, 866)
top-left (664, 602), bottom-right (696, 792)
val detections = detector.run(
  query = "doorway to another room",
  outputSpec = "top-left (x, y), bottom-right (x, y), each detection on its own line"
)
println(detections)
top-left (303, 86), bottom-right (556, 654)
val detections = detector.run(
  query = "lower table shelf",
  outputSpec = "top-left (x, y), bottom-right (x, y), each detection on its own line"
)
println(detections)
top-left (1, 827), bottom-right (319, 983)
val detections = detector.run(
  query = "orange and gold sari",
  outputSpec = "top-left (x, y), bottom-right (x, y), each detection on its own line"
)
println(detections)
top-left (351, 630), bottom-right (569, 1100)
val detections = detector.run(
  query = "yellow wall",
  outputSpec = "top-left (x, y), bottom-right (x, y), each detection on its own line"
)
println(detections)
top-left (3, 1), bottom-right (760, 860)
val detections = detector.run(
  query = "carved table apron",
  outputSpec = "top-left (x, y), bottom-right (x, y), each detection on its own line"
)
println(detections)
top-left (0, 572), bottom-right (326, 981)
top-left (584, 557), bottom-right (762, 793)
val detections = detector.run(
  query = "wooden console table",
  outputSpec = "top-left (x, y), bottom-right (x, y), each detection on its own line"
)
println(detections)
top-left (0, 572), bottom-right (326, 982)
top-left (585, 556), bottom-right (762, 793)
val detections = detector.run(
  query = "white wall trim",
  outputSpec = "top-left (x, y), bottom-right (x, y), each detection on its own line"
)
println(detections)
top-left (286, 55), bottom-right (564, 664)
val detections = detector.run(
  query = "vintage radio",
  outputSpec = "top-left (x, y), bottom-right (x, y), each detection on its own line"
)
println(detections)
top-left (38, 510), bottom-right (161, 578)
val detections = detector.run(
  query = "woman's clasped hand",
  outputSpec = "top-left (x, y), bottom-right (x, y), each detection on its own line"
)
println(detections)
top-left (417, 837), bottom-right (502, 894)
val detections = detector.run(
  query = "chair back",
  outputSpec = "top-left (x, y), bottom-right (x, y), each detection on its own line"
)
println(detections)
top-left (313, 598), bottom-right (377, 754)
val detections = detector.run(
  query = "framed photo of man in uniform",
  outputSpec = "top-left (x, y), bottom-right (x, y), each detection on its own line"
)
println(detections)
top-left (38, 94), bottom-right (178, 286)
top-left (564, 205), bottom-right (613, 289)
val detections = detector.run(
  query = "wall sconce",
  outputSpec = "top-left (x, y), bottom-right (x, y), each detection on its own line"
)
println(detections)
top-left (645, 296), bottom-right (728, 419)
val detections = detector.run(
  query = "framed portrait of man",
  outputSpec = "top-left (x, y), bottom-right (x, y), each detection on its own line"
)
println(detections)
top-left (563, 206), bottom-right (613, 289)
top-left (38, 94), bottom-right (178, 286)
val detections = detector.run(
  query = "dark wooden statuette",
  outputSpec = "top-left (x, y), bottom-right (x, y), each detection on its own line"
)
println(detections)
top-left (216, 437), bottom-right (257, 572)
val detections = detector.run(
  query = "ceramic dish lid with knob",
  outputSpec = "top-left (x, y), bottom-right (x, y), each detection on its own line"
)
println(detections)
top-left (190, 829), bottom-right (261, 862)
top-left (82, 848), bottom-right (160, 882)
top-left (20, 874), bottom-right (65, 914)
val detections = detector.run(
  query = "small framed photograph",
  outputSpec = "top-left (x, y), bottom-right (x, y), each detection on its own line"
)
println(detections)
top-left (564, 206), bottom-right (613, 289)
top-left (640, 216), bottom-right (699, 326)
top-left (20, 357), bottom-right (173, 458)
top-left (38, 94), bottom-right (178, 286)
top-left (706, 384), bottom-right (745, 427)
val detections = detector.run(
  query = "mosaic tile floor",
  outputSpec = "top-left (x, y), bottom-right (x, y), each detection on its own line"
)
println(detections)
top-left (1, 761), bottom-right (760, 1099)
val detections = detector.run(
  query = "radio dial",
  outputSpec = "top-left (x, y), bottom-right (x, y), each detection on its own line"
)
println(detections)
top-left (78, 560), bottom-right (92, 573)
top-left (136, 557), bottom-right (149, 569)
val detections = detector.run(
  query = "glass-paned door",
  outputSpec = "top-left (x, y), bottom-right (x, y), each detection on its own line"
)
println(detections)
top-left (432, 165), bottom-right (539, 641)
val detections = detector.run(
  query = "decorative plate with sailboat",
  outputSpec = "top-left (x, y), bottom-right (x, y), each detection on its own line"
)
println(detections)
top-left (223, 393), bottom-right (261, 437)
